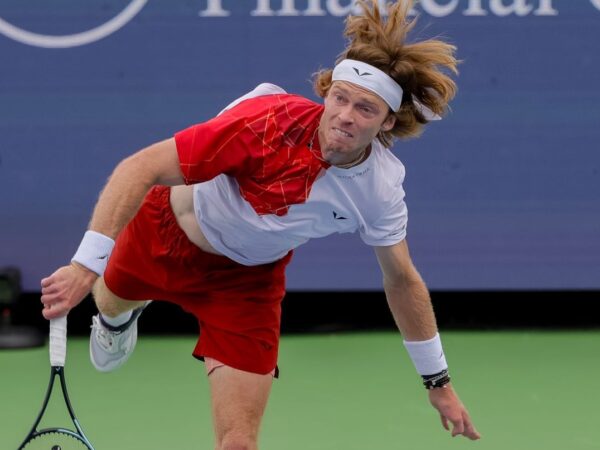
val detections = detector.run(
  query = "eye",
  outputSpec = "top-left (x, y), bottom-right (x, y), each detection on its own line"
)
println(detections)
top-left (358, 104), bottom-right (376, 115)
top-left (331, 91), bottom-right (346, 104)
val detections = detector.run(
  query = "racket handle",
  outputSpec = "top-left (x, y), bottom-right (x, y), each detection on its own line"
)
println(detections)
top-left (50, 316), bottom-right (67, 367)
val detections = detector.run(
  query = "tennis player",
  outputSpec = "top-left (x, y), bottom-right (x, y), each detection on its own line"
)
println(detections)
top-left (40, 1), bottom-right (480, 447)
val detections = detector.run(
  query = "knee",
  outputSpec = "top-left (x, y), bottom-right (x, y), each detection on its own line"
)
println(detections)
top-left (91, 278), bottom-right (134, 317)
top-left (91, 279), bottom-right (113, 313)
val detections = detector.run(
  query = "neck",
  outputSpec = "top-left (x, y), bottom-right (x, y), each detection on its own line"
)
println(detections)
top-left (308, 127), bottom-right (369, 169)
top-left (333, 146), bottom-right (369, 169)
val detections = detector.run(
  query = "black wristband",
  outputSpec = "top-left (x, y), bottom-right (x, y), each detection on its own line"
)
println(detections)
top-left (422, 369), bottom-right (451, 390)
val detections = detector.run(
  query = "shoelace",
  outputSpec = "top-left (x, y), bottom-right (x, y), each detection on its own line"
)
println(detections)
top-left (92, 316), bottom-right (121, 353)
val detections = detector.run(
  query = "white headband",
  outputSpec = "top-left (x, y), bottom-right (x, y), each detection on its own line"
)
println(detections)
top-left (331, 59), bottom-right (441, 120)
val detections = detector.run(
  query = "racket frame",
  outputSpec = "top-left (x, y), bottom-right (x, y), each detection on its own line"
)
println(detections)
top-left (17, 317), bottom-right (95, 449)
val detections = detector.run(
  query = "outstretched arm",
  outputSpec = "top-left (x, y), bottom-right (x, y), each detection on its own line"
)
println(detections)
top-left (374, 240), bottom-right (481, 440)
top-left (41, 138), bottom-right (184, 319)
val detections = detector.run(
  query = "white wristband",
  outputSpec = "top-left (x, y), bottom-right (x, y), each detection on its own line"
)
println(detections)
top-left (403, 332), bottom-right (448, 376)
top-left (71, 230), bottom-right (115, 276)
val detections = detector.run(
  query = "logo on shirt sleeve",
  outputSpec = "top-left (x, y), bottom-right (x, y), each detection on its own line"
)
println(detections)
top-left (385, 223), bottom-right (406, 238)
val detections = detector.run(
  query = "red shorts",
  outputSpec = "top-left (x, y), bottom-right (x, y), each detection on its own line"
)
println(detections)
top-left (104, 186), bottom-right (292, 376)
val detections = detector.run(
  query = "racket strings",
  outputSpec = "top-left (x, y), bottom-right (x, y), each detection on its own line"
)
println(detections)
top-left (21, 430), bottom-right (92, 449)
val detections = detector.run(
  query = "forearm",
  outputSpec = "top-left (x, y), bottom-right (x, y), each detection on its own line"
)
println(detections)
top-left (71, 139), bottom-right (183, 276)
top-left (374, 244), bottom-right (480, 439)
top-left (89, 154), bottom-right (157, 238)
top-left (386, 273), bottom-right (451, 386)
top-left (384, 270), bottom-right (438, 341)
top-left (87, 138), bottom-right (183, 239)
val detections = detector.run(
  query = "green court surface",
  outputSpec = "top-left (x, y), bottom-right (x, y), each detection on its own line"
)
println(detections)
top-left (1, 331), bottom-right (599, 450)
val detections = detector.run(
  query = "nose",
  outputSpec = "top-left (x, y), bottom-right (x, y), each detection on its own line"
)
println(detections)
top-left (337, 104), bottom-right (355, 124)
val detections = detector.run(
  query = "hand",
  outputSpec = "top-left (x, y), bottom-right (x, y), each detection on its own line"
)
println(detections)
top-left (428, 383), bottom-right (481, 440)
top-left (40, 263), bottom-right (98, 319)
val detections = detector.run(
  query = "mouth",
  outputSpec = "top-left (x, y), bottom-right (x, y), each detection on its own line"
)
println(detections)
top-left (332, 127), bottom-right (353, 139)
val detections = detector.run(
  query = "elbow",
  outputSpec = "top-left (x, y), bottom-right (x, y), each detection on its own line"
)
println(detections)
top-left (113, 152), bottom-right (159, 189)
top-left (383, 267), bottom-right (423, 293)
top-left (383, 273), bottom-right (409, 293)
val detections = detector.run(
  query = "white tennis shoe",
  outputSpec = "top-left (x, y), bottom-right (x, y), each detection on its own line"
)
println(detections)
top-left (89, 305), bottom-right (146, 372)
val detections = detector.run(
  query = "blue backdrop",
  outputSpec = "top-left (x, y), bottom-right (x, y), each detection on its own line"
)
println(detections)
top-left (1, 0), bottom-right (598, 291)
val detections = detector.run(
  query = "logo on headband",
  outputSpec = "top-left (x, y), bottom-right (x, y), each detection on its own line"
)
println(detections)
top-left (353, 67), bottom-right (372, 77)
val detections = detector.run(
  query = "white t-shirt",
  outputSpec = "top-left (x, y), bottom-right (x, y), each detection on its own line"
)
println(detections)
top-left (174, 84), bottom-right (408, 266)
top-left (194, 142), bottom-right (407, 265)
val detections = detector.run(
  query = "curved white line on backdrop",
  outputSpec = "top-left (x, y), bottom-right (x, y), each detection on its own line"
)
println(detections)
top-left (0, 0), bottom-right (147, 48)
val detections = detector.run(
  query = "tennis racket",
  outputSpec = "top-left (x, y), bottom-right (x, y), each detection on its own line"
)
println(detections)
top-left (18, 316), bottom-right (95, 449)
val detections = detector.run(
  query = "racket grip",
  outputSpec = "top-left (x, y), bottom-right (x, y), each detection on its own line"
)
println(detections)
top-left (50, 316), bottom-right (67, 367)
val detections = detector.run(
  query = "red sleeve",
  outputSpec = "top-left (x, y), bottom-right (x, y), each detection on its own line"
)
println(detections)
top-left (175, 95), bottom-right (288, 185)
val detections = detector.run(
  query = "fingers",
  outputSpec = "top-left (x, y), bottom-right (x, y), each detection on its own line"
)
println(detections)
top-left (440, 414), bottom-right (449, 431)
top-left (40, 278), bottom-right (60, 308)
top-left (42, 303), bottom-right (68, 320)
top-left (461, 410), bottom-right (481, 440)
top-left (40, 269), bottom-right (72, 319)
top-left (41, 282), bottom-right (59, 297)
top-left (430, 386), bottom-right (480, 441)
top-left (39, 265), bottom-right (97, 321)
top-left (40, 271), bottom-right (60, 297)
top-left (41, 290), bottom-right (69, 320)
top-left (448, 414), bottom-right (465, 437)
top-left (444, 410), bottom-right (481, 440)
top-left (40, 276), bottom-right (53, 288)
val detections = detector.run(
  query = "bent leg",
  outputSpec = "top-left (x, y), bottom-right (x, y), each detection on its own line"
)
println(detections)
top-left (209, 366), bottom-right (273, 450)
top-left (92, 277), bottom-right (148, 317)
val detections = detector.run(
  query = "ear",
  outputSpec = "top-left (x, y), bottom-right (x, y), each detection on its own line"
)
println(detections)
top-left (380, 113), bottom-right (396, 132)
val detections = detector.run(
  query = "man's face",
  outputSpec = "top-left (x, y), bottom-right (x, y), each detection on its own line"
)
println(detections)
top-left (318, 81), bottom-right (395, 167)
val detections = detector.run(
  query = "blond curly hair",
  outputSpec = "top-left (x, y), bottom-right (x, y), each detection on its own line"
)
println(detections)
top-left (314, 0), bottom-right (458, 147)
